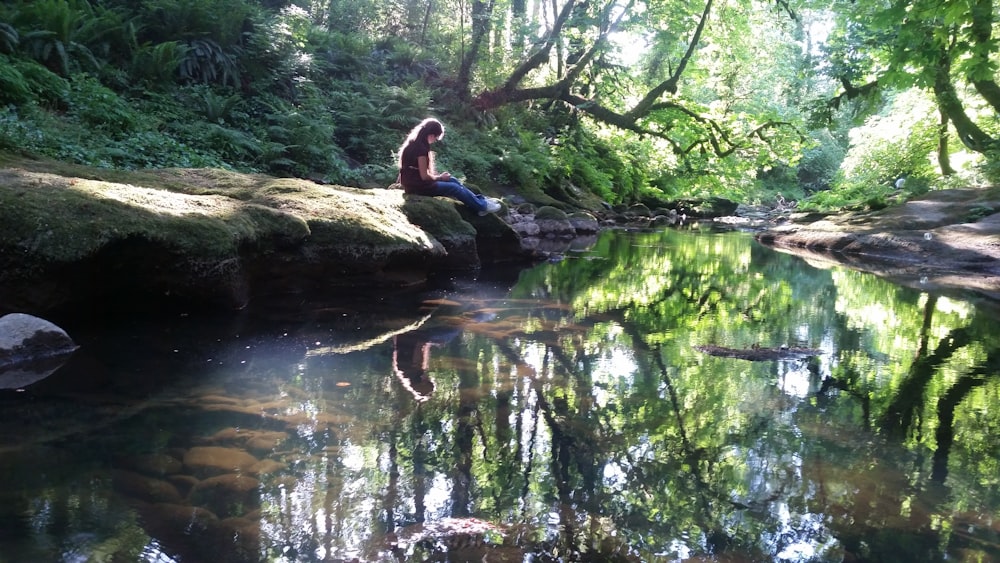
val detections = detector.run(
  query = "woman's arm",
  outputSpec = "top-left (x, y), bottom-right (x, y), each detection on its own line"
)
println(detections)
top-left (417, 154), bottom-right (449, 181)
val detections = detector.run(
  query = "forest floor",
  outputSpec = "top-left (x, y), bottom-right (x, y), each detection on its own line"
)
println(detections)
top-left (754, 188), bottom-right (1000, 301)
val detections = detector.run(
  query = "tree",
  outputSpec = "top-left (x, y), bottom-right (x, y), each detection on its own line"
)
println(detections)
top-left (467, 0), bottom-right (804, 168)
top-left (821, 0), bottom-right (1000, 160)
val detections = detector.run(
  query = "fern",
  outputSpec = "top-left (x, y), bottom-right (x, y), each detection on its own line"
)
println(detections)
top-left (15, 57), bottom-right (70, 106)
top-left (14, 0), bottom-right (104, 75)
top-left (131, 41), bottom-right (186, 85)
top-left (195, 86), bottom-right (242, 123)
top-left (179, 38), bottom-right (240, 87)
top-left (0, 56), bottom-right (32, 105)
top-left (0, 22), bottom-right (19, 54)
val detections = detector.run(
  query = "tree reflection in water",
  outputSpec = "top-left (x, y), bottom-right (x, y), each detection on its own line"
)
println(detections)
top-left (1, 228), bottom-right (999, 562)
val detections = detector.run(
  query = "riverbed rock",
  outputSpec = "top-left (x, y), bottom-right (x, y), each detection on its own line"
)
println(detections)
top-left (184, 446), bottom-right (259, 477)
top-left (116, 452), bottom-right (184, 477)
top-left (249, 458), bottom-right (287, 475)
top-left (133, 502), bottom-right (219, 548)
top-left (568, 211), bottom-right (600, 233)
top-left (188, 473), bottom-right (261, 518)
top-left (756, 188), bottom-right (1000, 299)
top-left (534, 206), bottom-right (576, 238)
top-left (204, 427), bottom-right (289, 454)
top-left (112, 469), bottom-right (184, 504)
top-left (213, 516), bottom-right (262, 562)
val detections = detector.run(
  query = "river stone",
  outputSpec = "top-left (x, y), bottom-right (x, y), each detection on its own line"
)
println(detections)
top-left (184, 446), bottom-right (259, 477)
top-left (0, 313), bottom-right (77, 362)
top-left (112, 469), bottom-right (183, 504)
top-left (167, 474), bottom-right (199, 497)
top-left (244, 430), bottom-right (289, 453)
top-left (218, 516), bottom-right (260, 540)
top-left (568, 211), bottom-right (600, 233)
top-left (135, 502), bottom-right (219, 544)
top-left (534, 206), bottom-right (575, 238)
top-left (250, 458), bottom-right (287, 475)
top-left (211, 516), bottom-right (264, 563)
top-left (189, 473), bottom-right (261, 518)
top-left (0, 355), bottom-right (72, 389)
top-left (207, 427), bottom-right (289, 453)
top-left (207, 427), bottom-right (244, 443)
top-left (117, 453), bottom-right (184, 477)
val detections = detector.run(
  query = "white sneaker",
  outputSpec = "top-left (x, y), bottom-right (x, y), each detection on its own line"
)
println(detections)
top-left (479, 198), bottom-right (502, 216)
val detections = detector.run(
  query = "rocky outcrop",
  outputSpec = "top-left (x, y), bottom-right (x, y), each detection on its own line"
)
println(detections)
top-left (0, 157), bottom-right (754, 313)
top-left (755, 188), bottom-right (1000, 299)
top-left (0, 165), bottom-right (529, 314)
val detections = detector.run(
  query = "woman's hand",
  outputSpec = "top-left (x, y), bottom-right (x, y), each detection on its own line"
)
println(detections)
top-left (438, 172), bottom-right (451, 181)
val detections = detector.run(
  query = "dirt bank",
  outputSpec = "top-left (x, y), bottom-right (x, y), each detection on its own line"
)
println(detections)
top-left (755, 188), bottom-right (1000, 300)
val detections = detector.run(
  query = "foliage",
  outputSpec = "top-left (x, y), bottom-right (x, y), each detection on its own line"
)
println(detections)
top-left (130, 0), bottom-right (256, 47)
top-left (801, 90), bottom-right (939, 211)
top-left (796, 128), bottom-right (847, 194)
top-left (0, 56), bottom-right (34, 106)
top-left (0, 0), bottom-right (992, 207)
top-left (66, 73), bottom-right (137, 133)
top-left (0, 22), bottom-right (19, 54)
top-left (4, 0), bottom-right (129, 76)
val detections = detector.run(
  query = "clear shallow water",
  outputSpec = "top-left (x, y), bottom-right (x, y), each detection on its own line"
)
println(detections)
top-left (2, 227), bottom-right (1000, 562)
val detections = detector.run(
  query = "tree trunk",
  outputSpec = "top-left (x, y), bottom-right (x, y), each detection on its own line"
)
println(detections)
top-left (932, 51), bottom-right (995, 152)
top-left (967, 0), bottom-right (1000, 112)
top-left (420, 0), bottom-right (432, 46)
top-left (457, 0), bottom-right (495, 96)
top-left (511, 0), bottom-right (527, 56)
top-left (937, 107), bottom-right (955, 176)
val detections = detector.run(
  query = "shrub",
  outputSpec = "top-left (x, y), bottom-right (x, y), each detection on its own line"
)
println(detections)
top-left (66, 74), bottom-right (137, 133)
top-left (801, 89), bottom-right (937, 211)
top-left (796, 129), bottom-right (845, 193)
top-left (0, 56), bottom-right (32, 105)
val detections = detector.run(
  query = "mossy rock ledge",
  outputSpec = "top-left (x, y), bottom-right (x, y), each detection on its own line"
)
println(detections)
top-left (0, 163), bottom-right (526, 314)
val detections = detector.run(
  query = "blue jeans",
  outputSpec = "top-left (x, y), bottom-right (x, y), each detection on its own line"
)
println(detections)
top-left (424, 178), bottom-right (491, 213)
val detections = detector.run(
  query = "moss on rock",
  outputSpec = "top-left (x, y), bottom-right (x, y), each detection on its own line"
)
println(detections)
top-left (0, 155), bottom-right (521, 313)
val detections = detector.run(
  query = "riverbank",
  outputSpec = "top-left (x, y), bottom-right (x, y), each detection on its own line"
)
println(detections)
top-left (0, 155), bottom-right (696, 315)
top-left (0, 155), bottom-right (528, 315)
top-left (4, 153), bottom-right (999, 314)
top-left (753, 187), bottom-right (1000, 300)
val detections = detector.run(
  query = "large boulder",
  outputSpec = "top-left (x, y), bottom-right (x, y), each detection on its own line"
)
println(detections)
top-left (0, 163), bottom-right (527, 313)
top-left (0, 313), bottom-right (77, 366)
top-left (0, 313), bottom-right (77, 388)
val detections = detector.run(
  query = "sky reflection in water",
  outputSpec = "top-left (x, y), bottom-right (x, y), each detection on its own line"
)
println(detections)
top-left (1, 227), bottom-right (999, 562)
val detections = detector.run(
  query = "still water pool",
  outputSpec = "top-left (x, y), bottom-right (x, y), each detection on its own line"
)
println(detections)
top-left (2, 227), bottom-right (999, 562)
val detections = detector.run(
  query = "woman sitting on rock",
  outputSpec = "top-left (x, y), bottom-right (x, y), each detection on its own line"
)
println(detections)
top-left (397, 118), bottom-right (502, 216)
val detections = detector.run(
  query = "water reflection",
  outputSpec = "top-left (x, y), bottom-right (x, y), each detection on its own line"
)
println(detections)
top-left (1, 228), bottom-right (999, 562)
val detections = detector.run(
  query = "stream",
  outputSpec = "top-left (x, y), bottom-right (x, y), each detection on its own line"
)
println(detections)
top-left (2, 226), bottom-right (999, 562)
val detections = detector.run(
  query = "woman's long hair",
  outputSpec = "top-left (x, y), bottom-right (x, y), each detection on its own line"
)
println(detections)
top-left (397, 118), bottom-right (444, 168)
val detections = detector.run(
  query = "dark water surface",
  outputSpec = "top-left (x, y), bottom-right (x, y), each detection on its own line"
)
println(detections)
top-left (2, 227), bottom-right (1000, 562)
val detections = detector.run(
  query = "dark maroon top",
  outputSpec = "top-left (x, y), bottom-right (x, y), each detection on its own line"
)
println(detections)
top-left (399, 139), bottom-right (434, 193)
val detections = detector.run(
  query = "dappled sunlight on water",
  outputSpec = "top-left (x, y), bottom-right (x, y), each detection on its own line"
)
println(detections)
top-left (2, 228), bottom-right (1000, 562)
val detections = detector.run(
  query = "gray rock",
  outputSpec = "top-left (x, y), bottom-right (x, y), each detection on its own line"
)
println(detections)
top-left (0, 313), bottom-right (77, 367)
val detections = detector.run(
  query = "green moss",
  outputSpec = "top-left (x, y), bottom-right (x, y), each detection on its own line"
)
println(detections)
top-left (0, 153), bottom-right (435, 271)
top-left (535, 206), bottom-right (569, 220)
top-left (400, 195), bottom-right (476, 241)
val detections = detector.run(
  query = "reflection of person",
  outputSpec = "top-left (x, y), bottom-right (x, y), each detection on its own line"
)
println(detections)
top-left (392, 323), bottom-right (462, 402)
top-left (397, 118), bottom-right (502, 216)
